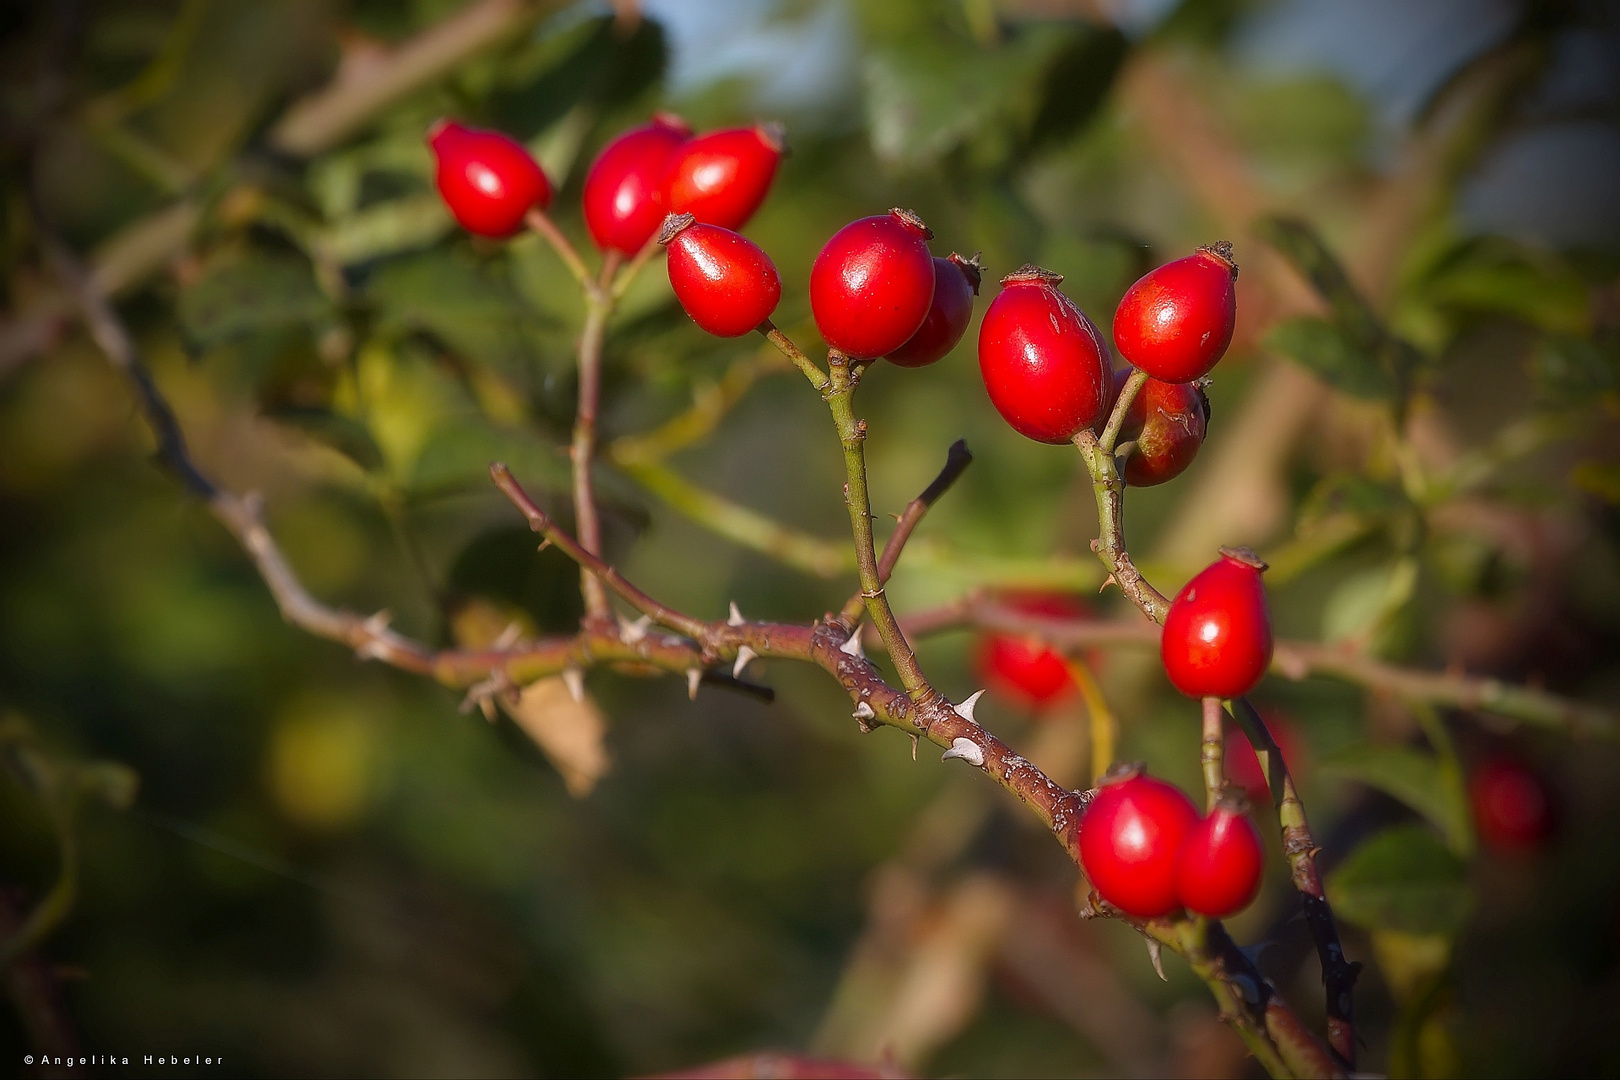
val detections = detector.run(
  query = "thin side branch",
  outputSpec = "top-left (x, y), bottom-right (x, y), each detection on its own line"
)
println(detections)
top-left (1073, 429), bottom-right (1171, 621)
top-left (839, 438), bottom-right (973, 625)
top-left (758, 320), bottom-right (829, 391)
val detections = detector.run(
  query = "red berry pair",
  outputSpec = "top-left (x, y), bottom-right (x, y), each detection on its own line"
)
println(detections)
top-left (977, 244), bottom-right (1237, 446)
top-left (1079, 766), bottom-right (1264, 919)
top-left (584, 118), bottom-right (784, 254)
top-left (809, 209), bottom-right (978, 365)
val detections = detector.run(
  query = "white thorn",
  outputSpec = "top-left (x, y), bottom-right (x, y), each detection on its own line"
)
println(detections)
top-left (477, 696), bottom-right (496, 722)
top-left (362, 609), bottom-right (393, 635)
top-left (1146, 938), bottom-right (1167, 982)
top-left (355, 640), bottom-right (387, 662)
top-left (562, 667), bottom-right (585, 703)
top-left (732, 646), bottom-right (757, 679)
top-left (853, 701), bottom-right (875, 720)
top-left (619, 614), bottom-right (651, 644)
top-left (728, 601), bottom-right (745, 626)
top-left (941, 737), bottom-right (985, 767)
top-left (492, 622), bottom-right (523, 650)
top-left (839, 629), bottom-right (865, 658)
top-left (686, 668), bottom-right (702, 700)
top-left (953, 689), bottom-right (986, 725)
top-left (910, 734), bottom-right (919, 761)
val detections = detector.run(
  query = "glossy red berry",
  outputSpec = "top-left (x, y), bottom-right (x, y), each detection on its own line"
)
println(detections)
top-left (1175, 793), bottom-right (1265, 918)
top-left (974, 592), bottom-right (1088, 710)
top-left (663, 123), bottom-right (784, 231)
top-left (1225, 712), bottom-right (1304, 804)
top-left (1470, 755), bottom-right (1553, 854)
top-left (582, 114), bottom-right (691, 254)
top-left (660, 214), bottom-right (780, 338)
top-left (810, 209), bottom-right (936, 359)
top-left (1161, 548), bottom-right (1273, 699)
top-left (1079, 766), bottom-right (1199, 918)
top-left (1113, 243), bottom-right (1238, 383)
top-left (427, 119), bottom-right (552, 238)
top-left (978, 266), bottom-right (1114, 444)
top-left (1113, 368), bottom-right (1209, 487)
top-left (886, 253), bottom-right (982, 367)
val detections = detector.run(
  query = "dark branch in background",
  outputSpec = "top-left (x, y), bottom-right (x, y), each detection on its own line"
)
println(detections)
top-left (840, 438), bottom-right (973, 626)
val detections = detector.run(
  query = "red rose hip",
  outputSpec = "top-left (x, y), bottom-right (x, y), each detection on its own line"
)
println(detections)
top-left (978, 266), bottom-right (1113, 444)
top-left (1113, 243), bottom-right (1238, 383)
top-left (1079, 766), bottom-right (1199, 918)
top-left (663, 123), bottom-right (784, 231)
top-left (1113, 369), bottom-right (1209, 486)
top-left (810, 209), bottom-right (936, 359)
top-left (428, 119), bottom-right (553, 238)
top-left (660, 214), bottom-right (780, 338)
top-left (1161, 548), bottom-right (1273, 699)
top-left (1470, 755), bottom-right (1553, 854)
top-left (974, 592), bottom-right (1087, 710)
top-left (886, 252), bottom-right (982, 367)
top-left (583, 114), bottom-right (691, 254)
top-left (1175, 792), bottom-right (1265, 918)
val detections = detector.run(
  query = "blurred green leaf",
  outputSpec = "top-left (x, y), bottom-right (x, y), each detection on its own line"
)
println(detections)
top-left (178, 254), bottom-right (334, 349)
top-left (369, 251), bottom-right (545, 380)
top-left (1572, 462), bottom-right (1620, 504)
top-left (1327, 825), bottom-right (1471, 936)
top-left (405, 424), bottom-right (569, 500)
top-left (263, 406), bottom-right (385, 472)
top-left (1530, 334), bottom-right (1619, 406)
top-left (1266, 316), bottom-right (1393, 398)
top-left (1321, 744), bottom-right (1471, 854)
top-left (1320, 556), bottom-right (1418, 648)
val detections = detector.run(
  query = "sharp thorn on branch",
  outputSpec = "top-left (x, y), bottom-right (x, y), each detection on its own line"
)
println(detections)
top-left (941, 737), bottom-right (986, 767)
top-left (853, 701), bottom-right (875, 721)
top-left (839, 629), bottom-right (865, 658)
top-left (1146, 937), bottom-right (1167, 982)
top-left (728, 601), bottom-right (745, 626)
top-left (732, 646), bottom-right (757, 679)
top-left (686, 668), bottom-right (701, 700)
top-left (618, 614), bottom-right (651, 644)
top-left (953, 689), bottom-right (986, 725)
top-left (563, 667), bottom-right (585, 703)
top-left (492, 622), bottom-right (523, 650)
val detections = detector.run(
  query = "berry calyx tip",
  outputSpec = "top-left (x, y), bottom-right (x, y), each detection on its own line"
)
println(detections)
top-left (888, 208), bottom-right (933, 240)
top-left (1001, 264), bottom-right (1064, 287)
top-left (657, 212), bottom-right (697, 245)
top-left (1218, 546), bottom-right (1268, 572)
top-left (950, 251), bottom-right (984, 294)
top-left (1199, 240), bottom-right (1238, 277)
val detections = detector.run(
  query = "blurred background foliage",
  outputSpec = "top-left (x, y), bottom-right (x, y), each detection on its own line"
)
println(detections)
top-left (2, 0), bottom-right (1619, 1076)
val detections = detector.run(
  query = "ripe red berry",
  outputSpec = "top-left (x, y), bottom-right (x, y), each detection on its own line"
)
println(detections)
top-left (1112, 243), bottom-right (1238, 383)
top-left (1112, 368), bottom-right (1209, 487)
top-left (662, 123), bottom-right (784, 231)
top-left (974, 592), bottom-right (1088, 710)
top-left (1161, 548), bottom-right (1273, 700)
top-left (978, 267), bottom-right (1114, 444)
top-left (427, 119), bottom-right (552, 238)
top-left (582, 114), bottom-right (691, 254)
top-left (659, 214), bottom-right (780, 338)
top-left (886, 253), bottom-right (982, 368)
top-left (809, 209), bottom-right (936, 359)
top-left (1079, 766), bottom-right (1199, 918)
top-left (1175, 793), bottom-right (1265, 918)
top-left (1470, 755), bottom-right (1553, 854)
top-left (1225, 712), bottom-right (1303, 804)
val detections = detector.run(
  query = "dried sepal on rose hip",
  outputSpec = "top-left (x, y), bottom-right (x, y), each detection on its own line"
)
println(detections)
top-left (582, 113), bottom-right (692, 254)
top-left (659, 213), bottom-right (781, 338)
top-left (1112, 368), bottom-right (1210, 487)
top-left (978, 266), bottom-right (1113, 444)
top-left (886, 252), bottom-right (982, 368)
top-left (1078, 762), bottom-right (1199, 918)
top-left (1113, 242), bottom-right (1238, 384)
top-left (1160, 547), bottom-right (1273, 700)
top-left (427, 119), bottom-right (553, 238)
top-left (810, 208), bottom-right (937, 360)
top-left (1175, 788), bottom-right (1265, 918)
top-left (662, 122), bottom-right (785, 231)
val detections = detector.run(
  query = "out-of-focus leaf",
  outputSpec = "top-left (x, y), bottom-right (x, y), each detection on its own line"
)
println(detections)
top-left (368, 251), bottom-right (543, 379)
top-left (316, 194), bottom-right (453, 266)
top-left (1321, 743), bottom-right (1471, 854)
top-left (78, 761), bottom-right (140, 810)
top-left (1423, 258), bottom-right (1590, 336)
top-left (1572, 462), bottom-right (1620, 504)
top-left (1266, 317), bottom-right (1393, 398)
top-left (1258, 217), bottom-right (1383, 346)
top-left (178, 254), bottom-right (333, 349)
top-left (263, 406), bottom-right (385, 472)
top-left (447, 526), bottom-right (584, 635)
top-left (1320, 556), bottom-right (1418, 647)
top-left (1326, 825), bottom-right (1471, 936)
top-left (1025, 27), bottom-right (1129, 154)
top-left (501, 676), bottom-right (611, 798)
top-left (405, 424), bottom-right (568, 500)
top-left (1371, 929), bottom-right (1452, 1004)
top-left (1530, 334), bottom-right (1619, 406)
top-left (488, 16), bottom-right (668, 144)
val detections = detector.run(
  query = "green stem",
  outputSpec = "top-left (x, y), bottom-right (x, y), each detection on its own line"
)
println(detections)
top-left (573, 294), bottom-right (611, 622)
top-left (826, 353), bottom-right (930, 700)
top-left (758, 321), bottom-right (829, 391)
top-left (1073, 429), bottom-right (1170, 621)
top-left (1100, 368), bottom-right (1149, 454)
top-left (1201, 696), bottom-right (1225, 810)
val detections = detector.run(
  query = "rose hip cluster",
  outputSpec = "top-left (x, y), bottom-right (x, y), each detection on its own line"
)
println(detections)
top-left (428, 114), bottom-right (784, 246)
top-left (1079, 764), bottom-right (1265, 919)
